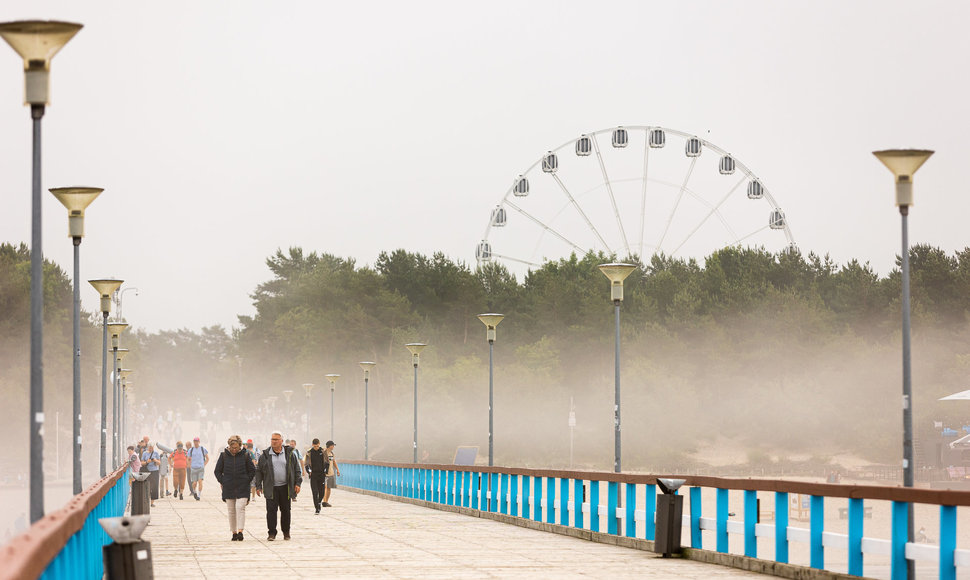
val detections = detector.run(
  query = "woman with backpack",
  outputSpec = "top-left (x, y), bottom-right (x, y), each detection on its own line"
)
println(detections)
top-left (215, 434), bottom-right (256, 541)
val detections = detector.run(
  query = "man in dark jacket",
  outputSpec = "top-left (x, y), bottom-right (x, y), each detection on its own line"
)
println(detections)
top-left (305, 438), bottom-right (327, 514)
top-left (254, 432), bottom-right (302, 541)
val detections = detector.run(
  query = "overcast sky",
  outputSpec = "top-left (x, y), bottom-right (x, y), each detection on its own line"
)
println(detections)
top-left (1, 1), bottom-right (967, 332)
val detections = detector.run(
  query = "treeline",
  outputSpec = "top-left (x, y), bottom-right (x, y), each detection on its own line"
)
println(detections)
top-left (2, 242), bottom-right (970, 473)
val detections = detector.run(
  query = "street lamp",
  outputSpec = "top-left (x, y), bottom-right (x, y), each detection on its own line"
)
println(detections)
top-left (0, 19), bottom-right (83, 524)
top-left (89, 278), bottom-right (122, 477)
top-left (282, 389), bottom-right (294, 428)
top-left (122, 382), bottom-right (133, 447)
top-left (107, 321), bottom-right (128, 473)
top-left (51, 187), bottom-right (101, 493)
top-left (874, 148), bottom-right (934, 578)
top-left (114, 348), bottom-right (130, 467)
top-left (477, 314), bottom-right (504, 466)
top-left (598, 262), bottom-right (636, 473)
top-left (359, 362), bottom-right (376, 460)
top-left (326, 374), bottom-right (340, 441)
top-left (114, 286), bottom-right (139, 321)
top-left (302, 383), bottom-right (314, 443)
top-left (119, 369), bottom-right (133, 448)
top-left (405, 343), bottom-right (427, 463)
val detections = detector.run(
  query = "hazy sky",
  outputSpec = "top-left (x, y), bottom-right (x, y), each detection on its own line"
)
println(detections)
top-left (1, 1), bottom-right (968, 332)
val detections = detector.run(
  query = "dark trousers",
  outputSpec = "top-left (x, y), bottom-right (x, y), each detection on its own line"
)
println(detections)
top-left (148, 470), bottom-right (160, 500)
top-left (265, 485), bottom-right (291, 535)
top-left (310, 473), bottom-right (326, 509)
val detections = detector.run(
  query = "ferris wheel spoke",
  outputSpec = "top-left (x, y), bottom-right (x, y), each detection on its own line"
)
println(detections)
top-left (590, 134), bottom-right (631, 256)
top-left (655, 156), bottom-right (697, 253)
top-left (550, 174), bottom-right (612, 254)
top-left (504, 199), bottom-right (587, 254)
top-left (734, 223), bottom-right (772, 244)
top-left (669, 175), bottom-right (746, 255)
top-left (638, 130), bottom-right (651, 259)
top-left (488, 252), bottom-right (541, 267)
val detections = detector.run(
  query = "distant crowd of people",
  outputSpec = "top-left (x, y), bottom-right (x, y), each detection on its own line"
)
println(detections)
top-left (127, 432), bottom-right (340, 541)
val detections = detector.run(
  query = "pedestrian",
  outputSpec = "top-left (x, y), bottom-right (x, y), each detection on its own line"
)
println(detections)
top-left (170, 441), bottom-right (188, 499)
top-left (253, 432), bottom-right (302, 541)
top-left (322, 440), bottom-right (340, 507)
top-left (140, 443), bottom-right (161, 507)
top-left (136, 436), bottom-right (149, 456)
top-left (158, 447), bottom-right (171, 497)
top-left (215, 435), bottom-right (256, 542)
top-left (305, 438), bottom-right (327, 514)
top-left (289, 439), bottom-right (304, 502)
top-left (245, 439), bottom-right (258, 500)
top-left (127, 445), bottom-right (141, 480)
top-left (187, 437), bottom-right (209, 500)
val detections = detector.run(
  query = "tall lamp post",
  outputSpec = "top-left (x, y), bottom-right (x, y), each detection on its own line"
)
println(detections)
top-left (477, 314), bottom-right (504, 466)
top-left (282, 390), bottom-right (294, 429)
top-left (114, 348), bottom-right (130, 467)
top-left (107, 321), bottom-right (128, 470)
top-left (598, 263), bottom-right (636, 473)
top-left (302, 383), bottom-right (314, 443)
top-left (89, 278), bottom-right (122, 476)
top-left (359, 362), bottom-right (376, 460)
top-left (119, 370), bottom-right (133, 448)
top-left (874, 148), bottom-right (934, 578)
top-left (50, 187), bottom-right (101, 493)
top-left (0, 19), bottom-right (83, 524)
top-left (326, 374), bottom-right (340, 441)
top-left (405, 343), bottom-right (427, 463)
top-left (123, 382), bottom-right (133, 448)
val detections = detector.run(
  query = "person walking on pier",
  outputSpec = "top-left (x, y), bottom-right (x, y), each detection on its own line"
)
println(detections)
top-left (215, 435), bottom-right (256, 541)
top-left (254, 432), bottom-right (302, 541)
top-left (141, 444), bottom-right (161, 507)
top-left (305, 438), bottom-right (327, 514)
top-left (187, 437), bottom-right (209, 500)
top-left (170, 441), bottom-right (188, 499)
top-left (322, 440), bottom-right (340, 507)
top-left (127, 445), bottom-right (141, 479)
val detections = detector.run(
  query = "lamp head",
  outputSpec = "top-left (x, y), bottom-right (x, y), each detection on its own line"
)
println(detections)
top-left (115, 348), bottom-right (130, 364)
top-left (89, 278), bottom-right (123, 314)
top-left (282, 389), bottom-right (293, 402)
top-left (302, 382), bottom-right (314, 397)
top-left (107, 321), bottom-right (128, 348)
top-left (598, 263), bottom-right (637, 302)
top-left (326, 374), bottom-right (340, 389)
top-left (477, 313), bottom-right (505, 343)
top-left (359, 361), bottom-right (376, 377)
top-left (0, 20), bottom-right (82, 106)
top-left (119, 368), bottom-right (133, 379)
top-left (405, 343), bottom-right (427, 366)
top-left (50, 187), bottom-right (102, 238)
top-left (873, 149), bottom-right (934, 207)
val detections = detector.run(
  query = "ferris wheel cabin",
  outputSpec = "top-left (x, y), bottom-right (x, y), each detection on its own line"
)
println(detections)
top-left (542, 151), bottom-right (558, 173)
top-left (513, 175), bottom-right (529, 197)
top-left (685, 137), bottom-right (702, 158)
top-left (612, 127), bottom-right (629, 148)
top-left (719, 155), bottom-right (736, 175)
top-left (576, 135), bottom-right (592, 156)
top-left (491, 205), bottom-right (507, 227)
top-left (747, 180), bottom-right (764, 199)
top-left (476, 241), bottom-right (492, 261)
top-left (649, 128), bottom-right (666, 148)
top-left (769, 209), bottom-right (786, 229)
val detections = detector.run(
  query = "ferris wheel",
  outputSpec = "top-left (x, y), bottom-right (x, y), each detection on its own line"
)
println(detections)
top-left (476, 126), bottom-right (795, 270)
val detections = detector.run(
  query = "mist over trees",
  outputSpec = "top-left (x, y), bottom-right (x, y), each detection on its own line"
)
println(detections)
top-left (3, 241), bottom-right (970, 474)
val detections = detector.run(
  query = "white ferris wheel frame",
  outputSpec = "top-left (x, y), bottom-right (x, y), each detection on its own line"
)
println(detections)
top-left (478, 125), bottom-right (796, 267)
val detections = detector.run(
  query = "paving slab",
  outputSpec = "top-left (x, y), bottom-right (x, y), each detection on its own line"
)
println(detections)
top-left (142, 488), bottom-right (763, 579)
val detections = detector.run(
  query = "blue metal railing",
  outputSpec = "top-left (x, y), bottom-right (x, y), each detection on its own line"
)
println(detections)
top-left (341, 461), bottom-right (970, 580)
top-left (40, 471), bottom-right (130, 579)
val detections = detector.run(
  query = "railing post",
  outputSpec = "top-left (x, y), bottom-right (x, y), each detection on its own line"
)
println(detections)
top-left (891, 500), bottom-right (908, 580)
top-left (644, 484), bottom-right (656, 541)
top-left (716, 488), bottom-right (729, 553)
top-left (534, 476), bottom-right (544, 522)
top-left (810, 495), bottom-right (824, 569)
top-left (690, 486), bottom-right (702, 549)
top-left (471, 471), bottom-right (479, 510)
top-left (775, 492), bottom-right (788, 563)
top-left (848, 497), bottom-right (864, 576)
top-left (607, 481), bottom-right (618, 535)
top-left (499, 473), bottom-right (509, 514)
top-left (574, 478), bottom-right (583, 529)
top-left (625, 483), bottom-right (636, 537)
top-left (547, 477), bottom-right (556, 524)
top-left (522, 475), bottom-right (531, 518)
top-left (590, 481), bottom-right (600, 532)
top-left (510, 474), bottom-right (518, 516)
top-left (489, 471), bottom-right (498, 512)
top-left (940, 504), bottom-right (956, 580)
top-left (744, 490), bottom-right (757, 558)
top-left (560, 478), bottom-right (570, 526)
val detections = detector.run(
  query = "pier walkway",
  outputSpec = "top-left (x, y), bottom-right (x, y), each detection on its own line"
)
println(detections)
top-left (145, 487), bottom-right (760, 579)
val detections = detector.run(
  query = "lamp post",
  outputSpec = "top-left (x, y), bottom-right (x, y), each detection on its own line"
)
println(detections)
top-left (326, 374), bottom-right (340, 441)
top-left (405, 343), bottom-right (427, 463)
top-left (874, 148), bottom-right (934, 578)
top-left (598, 263), bottom-right (636, 473)
top-left (122, 382), bottom-right (133, 447)
top-left (107, 321), bottom-right (128, 471)
top-left (302, 383), bottom-right (314, 443)
top-left (477, 314), bottom-right (504, 466)
top-left (119, 369), bottom-right (132, 450)
top-left (50, 187), bottom-right (101, 493)
top-left (0, 19), bottom-right (83, 524)
top-left (88, 278), bottom-right (122, 477)
top-left (114, 286), bottom-right (139, 321)
top-left (359, 362), bottom-right (376, 460)
top-left (114, 348), bottom-right (130, 467)
top-left (282, 389), bottom-right (294, 428)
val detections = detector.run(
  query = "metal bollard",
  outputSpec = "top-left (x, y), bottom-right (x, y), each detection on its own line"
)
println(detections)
top-left (654, 478), bottom-right (686, 557)
top-left (100, 515), bottom-right (154, 579)
top-left (130, 472), bottom-right (151, 516)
